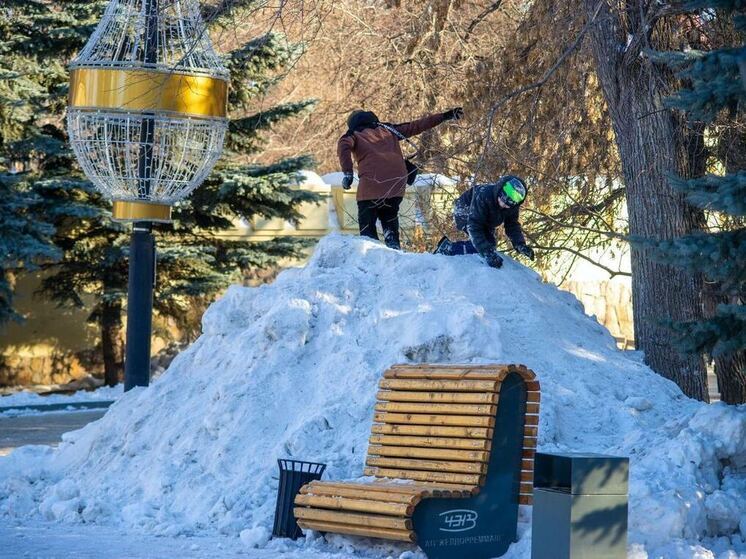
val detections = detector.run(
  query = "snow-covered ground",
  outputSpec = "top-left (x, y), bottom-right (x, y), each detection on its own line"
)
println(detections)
top-left (1, 235), bottom-right (744, 558)
top-left (0, 384), bottom-right (122, 412)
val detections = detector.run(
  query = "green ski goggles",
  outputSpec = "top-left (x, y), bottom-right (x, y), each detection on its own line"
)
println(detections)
top-left (498, 178), bottom-right (527, 207)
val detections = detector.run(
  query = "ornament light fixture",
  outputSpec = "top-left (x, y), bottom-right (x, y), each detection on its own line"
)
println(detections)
top-left (67, 0), bottom-right (230, 222)
top-left (67, 0), bottom-right (229, 389)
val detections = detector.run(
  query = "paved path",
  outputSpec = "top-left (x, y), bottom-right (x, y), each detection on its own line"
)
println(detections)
top-left (0, 410), bottom-right (106, 456)
top-left (0, 520), bottom-right (353, 559)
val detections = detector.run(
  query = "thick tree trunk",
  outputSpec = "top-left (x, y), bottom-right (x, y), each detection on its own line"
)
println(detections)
top-left (702, 266), bottom-right (746, 404)
top-left (710, 122), bottom-right (746, 404)
top-left (714, 352), bottom-right (746, 404)
top-left (100, 297), bottom-right (124, 387)
top-left (585, 0), bottom-right (709, 400)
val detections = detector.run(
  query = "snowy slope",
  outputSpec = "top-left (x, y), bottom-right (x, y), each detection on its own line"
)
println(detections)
top-left (1, 234), bottom-right (744, 558)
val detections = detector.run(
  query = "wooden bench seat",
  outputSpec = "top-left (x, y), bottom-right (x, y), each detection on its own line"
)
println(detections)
top-left (294, 364), bottom-right (540, 559)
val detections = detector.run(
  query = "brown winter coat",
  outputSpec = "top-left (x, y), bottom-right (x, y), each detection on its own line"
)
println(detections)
top-left (337, 113), bottom-right (446, 201)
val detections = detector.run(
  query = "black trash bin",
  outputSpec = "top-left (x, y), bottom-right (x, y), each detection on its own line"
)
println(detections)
top-left (272, 459), bottom-right (326, 539)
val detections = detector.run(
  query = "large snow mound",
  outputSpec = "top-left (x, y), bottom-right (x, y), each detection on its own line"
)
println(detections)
top-left (1, 235), bottom-right (745, 558)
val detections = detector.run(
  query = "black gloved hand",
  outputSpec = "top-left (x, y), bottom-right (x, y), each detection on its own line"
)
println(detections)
top-left (514, 244), bottom-right (535, 260)
top-left (484, 251), bottom-right (503, 269)
top-left (443, 107), bottom-right (464, 121)
top-left (342, 172), bottom-right (354, 190)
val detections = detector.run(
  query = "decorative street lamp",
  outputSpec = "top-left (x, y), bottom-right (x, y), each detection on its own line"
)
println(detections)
top-left (67, 0), bottom-right (229, 390)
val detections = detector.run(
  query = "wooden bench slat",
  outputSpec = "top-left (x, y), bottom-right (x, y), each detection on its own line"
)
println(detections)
top-left (384, 368), bottom-right (507, 380)
top-left (364, 466), bottom-right (485, 486)
top-left (367, 456), bottom-right (487, 474)
top-left (300, 484), bottom-right (422, 504)
top-left (371, 424), bottom-right (493, 439)
top-left (294, 494), bottom-right (413, 516)
top-left (376, 390), bottom-right (500, 405)
top-left (367, 481), bottom-right (480, 497)
top-left (374, 412), bottom-right (495, 428)
top-left (304, 481), bottom-right (434, 497)
top-left (294, 507), bottom-right (413, 531)
top-left (379, 379), bottom-right (500, 392)
top-left (375, 401), bottom-right (497, 416)
top-left (374, 481), bottom-right (481, 497)
top-left (391, 364), bottom-right (505, 370)
top-left (297, 519), bottom-right (416, 543)
top-left (387, 364), bottom-right (537, 380)
top-left (367, 444), bottom-right (489, 463)
top-left (305, 480), bottom-right (479, 497)
top-left (376, 390), bottom-right (498, 404)
top-left (305, 481), bottom-right (425, 494)
top-left (369, 434), bottom-right (491, 451)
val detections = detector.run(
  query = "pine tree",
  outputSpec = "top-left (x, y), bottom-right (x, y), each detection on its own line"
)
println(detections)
top-left (5, 1), bottom-right (318, 386)
top-left (651, 2), bottom-right (746, 403)
top-left (0, 177), bottom-right (61, 325)
top-left (0, 0), bottom-right (86, 325)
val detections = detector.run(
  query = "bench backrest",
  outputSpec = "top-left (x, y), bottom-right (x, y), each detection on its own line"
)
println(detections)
top-left (363, 363), bottom-right (540, 504)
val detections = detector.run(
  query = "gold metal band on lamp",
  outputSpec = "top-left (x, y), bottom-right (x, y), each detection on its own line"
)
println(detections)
top-left (69, 68), bottom-right (228, 119)
top-left (112, 201), bottom-right (172, 222)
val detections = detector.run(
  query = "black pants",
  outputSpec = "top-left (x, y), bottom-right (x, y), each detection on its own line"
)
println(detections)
top-left (357, 197), bottom-right (403, 249)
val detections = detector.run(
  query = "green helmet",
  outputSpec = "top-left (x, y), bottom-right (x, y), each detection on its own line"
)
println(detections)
top-left (497, 176), bottom-right (527, 208)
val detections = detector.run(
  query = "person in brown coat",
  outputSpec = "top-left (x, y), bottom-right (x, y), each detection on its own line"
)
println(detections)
top-left (337, 108), bottom-right (463, 249)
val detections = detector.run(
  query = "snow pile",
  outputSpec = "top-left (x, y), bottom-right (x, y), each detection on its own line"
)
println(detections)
top-left (1, 235), bottom-right (745, 558)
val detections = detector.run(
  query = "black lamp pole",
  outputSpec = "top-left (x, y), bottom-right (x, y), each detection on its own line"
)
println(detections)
top-left (124, 0), bottom-right (158, 391)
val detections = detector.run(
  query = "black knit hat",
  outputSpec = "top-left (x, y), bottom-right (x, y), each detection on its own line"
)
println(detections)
top-left (346, 110), bottom-right (379, 132)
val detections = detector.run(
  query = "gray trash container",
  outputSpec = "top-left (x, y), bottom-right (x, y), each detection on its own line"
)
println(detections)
top-left (531, 452), bottom-right (629, 559)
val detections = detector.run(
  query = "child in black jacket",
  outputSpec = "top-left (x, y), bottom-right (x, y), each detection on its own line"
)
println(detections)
top-left (435, 176), bottom-right (534, 268)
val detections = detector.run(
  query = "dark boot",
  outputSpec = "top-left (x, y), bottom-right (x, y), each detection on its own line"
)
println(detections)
top-left (378, 197), bottom-right (403, 249)
top-left (433, 236), bottom-right (453, 255)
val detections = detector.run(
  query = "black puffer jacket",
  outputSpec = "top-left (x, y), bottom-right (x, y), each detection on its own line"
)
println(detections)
top-left (453, 182), bottom-right (526, 257)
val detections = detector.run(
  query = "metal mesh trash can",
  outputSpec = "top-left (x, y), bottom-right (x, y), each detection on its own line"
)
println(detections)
top-left (531, 452), bottom-right (629, 559)
top-left (272, 459), bottom-right (326, 539)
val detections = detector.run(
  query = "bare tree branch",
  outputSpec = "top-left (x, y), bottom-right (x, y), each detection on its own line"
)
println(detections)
top-left (464, 1), bottom-right (504, 41)
top-left (473, 0), bottom-right (605, 181)
top-left (533, 244), bottom-right (631, 278)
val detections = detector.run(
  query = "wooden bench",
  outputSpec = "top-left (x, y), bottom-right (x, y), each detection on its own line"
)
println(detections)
top-left (294, 363), bottom-right (540, 559)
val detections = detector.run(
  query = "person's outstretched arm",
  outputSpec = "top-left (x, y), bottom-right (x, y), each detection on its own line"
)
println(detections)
top-left (394, 108), bottom-right (463, 138)
top-left (503, 206), bottom-right (526, 247)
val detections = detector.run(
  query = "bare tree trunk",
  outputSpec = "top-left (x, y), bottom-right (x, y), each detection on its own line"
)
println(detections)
top-left (707, 125), bottom-right (746, 404)
top-left (584, 0), bottom-right (709, 400)
top-left (704, 287), bottom-right (746, 404)
top-left (715, 352), bottom-right (746, 404)
top-left (101, 297), bottom-right (124, 387)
